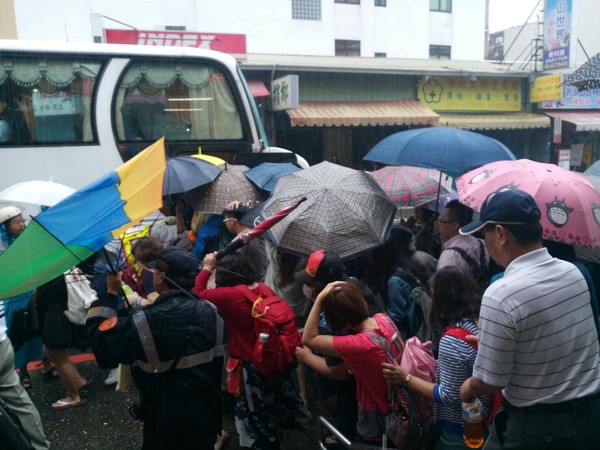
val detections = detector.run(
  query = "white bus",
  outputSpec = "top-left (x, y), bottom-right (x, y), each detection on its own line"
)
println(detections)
top-left (0, 40), bottom-right (296, 191)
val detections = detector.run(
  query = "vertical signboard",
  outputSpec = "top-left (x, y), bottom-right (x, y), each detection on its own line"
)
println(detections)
top-left (271, 75), bottom-right (299, 111)
top-left (543, 0), bottom-right (576, 71)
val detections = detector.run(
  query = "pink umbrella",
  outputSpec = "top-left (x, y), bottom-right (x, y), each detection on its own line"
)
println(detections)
top-left (457, 159), bottom-right (600, 248)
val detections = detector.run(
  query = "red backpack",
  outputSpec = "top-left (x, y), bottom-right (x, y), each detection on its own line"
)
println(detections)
top-left (234, 284), bottom-right (302, 377)
top-left (442, 327), bottom-right (504, 430)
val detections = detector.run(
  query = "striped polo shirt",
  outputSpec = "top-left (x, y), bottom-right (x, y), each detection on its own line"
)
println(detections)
top-left (473, 248), bottom-right (600, 407)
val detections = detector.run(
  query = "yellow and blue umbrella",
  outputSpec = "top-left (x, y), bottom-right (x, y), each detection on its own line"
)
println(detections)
top-left (0, 138), bottom-right (166, 300)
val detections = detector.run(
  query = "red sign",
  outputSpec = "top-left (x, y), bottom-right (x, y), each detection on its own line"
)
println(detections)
top-left (104, 29), bottom-right (246, 60)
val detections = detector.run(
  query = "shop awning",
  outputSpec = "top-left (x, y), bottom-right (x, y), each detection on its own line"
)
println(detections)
top-left (436, 112), bottom-right (550, 130)
top-left (247, 79), bottom-right (270, 97)
top-left (543, 110), bottom-right (600, 131)
top-left (286, 101), bottom-right (440, 127)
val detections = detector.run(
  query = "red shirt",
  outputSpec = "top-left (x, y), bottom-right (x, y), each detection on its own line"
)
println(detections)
top-left (333, 313), bottom-right (397, 413)
top-left (192, 269), bottom-right (276, 360)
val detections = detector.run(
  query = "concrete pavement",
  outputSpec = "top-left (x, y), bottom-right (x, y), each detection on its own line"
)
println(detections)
top-left (25, 357), bottom-right (325, 449)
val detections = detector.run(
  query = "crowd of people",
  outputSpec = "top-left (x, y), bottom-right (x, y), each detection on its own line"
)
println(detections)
top-left (1, 186), bottom-right (600, 449)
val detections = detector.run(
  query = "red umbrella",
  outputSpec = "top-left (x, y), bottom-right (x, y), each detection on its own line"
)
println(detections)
top-left (217, 197), bottom-right (307, 258)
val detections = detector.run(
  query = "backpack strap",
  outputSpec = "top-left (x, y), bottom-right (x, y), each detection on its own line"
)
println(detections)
top-left (448, 241), bottom-right (488, 275)
top-left (443, 326), bottom-right (503, 429)
top-left (392, 266), bottom-right (423, 290)
top-left (233, 284), bottom-right (269, 318)
top-left (442, 327), bottom-right (478, 350)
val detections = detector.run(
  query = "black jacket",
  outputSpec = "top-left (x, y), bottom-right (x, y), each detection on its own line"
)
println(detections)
top-left (86, 289), bottom-right (228, 450)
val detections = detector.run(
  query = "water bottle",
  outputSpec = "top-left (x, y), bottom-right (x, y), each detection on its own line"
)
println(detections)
top-left (462, 397), bottom-right (484, 448)
top-left (121, 282), bottom-right (134, 296)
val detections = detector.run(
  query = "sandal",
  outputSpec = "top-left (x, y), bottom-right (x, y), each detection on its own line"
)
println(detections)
top-left (19, 373), bottom-right (31, 390)
top-left (51, 398), bottom-right (87, 410)
top-left (78, 378), bottom-right (94, 391)
top-left (42, 366), bottom-right (59, 378)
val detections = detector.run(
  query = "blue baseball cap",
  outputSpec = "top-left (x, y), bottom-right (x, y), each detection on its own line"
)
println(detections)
top-left (460, 189), bottom-right (541, 235)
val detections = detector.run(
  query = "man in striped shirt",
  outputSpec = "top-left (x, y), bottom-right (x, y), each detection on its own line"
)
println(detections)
top-left (459, 189), bottom-right (600, 449)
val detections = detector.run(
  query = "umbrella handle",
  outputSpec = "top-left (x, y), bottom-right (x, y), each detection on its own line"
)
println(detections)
top-left (216, 238), bottom-right (244, 260)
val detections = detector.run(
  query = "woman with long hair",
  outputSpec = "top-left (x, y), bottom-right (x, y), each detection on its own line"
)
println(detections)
top-left (382, 266), bottom-right (492, 449)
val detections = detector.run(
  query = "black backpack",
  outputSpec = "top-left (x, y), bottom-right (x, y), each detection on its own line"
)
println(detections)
top-left (448, 240), bottom-right (490, 292)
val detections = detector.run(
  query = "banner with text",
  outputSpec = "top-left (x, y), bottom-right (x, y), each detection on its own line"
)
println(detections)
top-left (530, 74), bottom-right (564, 103)
top-left (543, 0), bottom-right (576, 71)
top-left (418, 76), bottom-right (521, 111)
top-left (104, 29), bottom-right (247, 61)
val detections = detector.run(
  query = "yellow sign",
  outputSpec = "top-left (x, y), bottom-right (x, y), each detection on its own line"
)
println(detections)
top-left (530, 74), bottom-right (563, 103)
top-left (418, 76), bottom-right (521, 111)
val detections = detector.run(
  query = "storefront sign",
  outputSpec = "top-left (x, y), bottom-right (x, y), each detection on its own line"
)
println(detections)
top-left (543, 0), bottom-right (576, 71)
top-left (104, 29), bottom-right (247, 60)
top-left (418, 76), bottom-right (521, 111)
top-left (271, 75), bottom-right (299, 111)
top-left (542, 85), bottom-right (600, 109)
top-left (530, 74), bottom-right (564, 103)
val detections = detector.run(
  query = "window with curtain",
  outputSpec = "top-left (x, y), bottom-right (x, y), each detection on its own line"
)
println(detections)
top-left (430, 0), bottom-right (452, 12)
top-left (0, 57), bottom-right (102, 145)
top-left (115, 60), bottom-right (243, 145)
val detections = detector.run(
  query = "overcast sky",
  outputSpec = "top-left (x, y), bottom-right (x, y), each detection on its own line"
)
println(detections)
top-left (488, 0), bottom-right (543, 33)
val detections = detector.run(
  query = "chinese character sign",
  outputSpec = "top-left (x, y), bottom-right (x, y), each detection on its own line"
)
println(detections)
top-left (271, 75), bottom-right (299, 111)
top-left (530, 74), bottom-right (564, 103)
top-left (543, 0), bottom-right (574, 71)
top-left (417, 76), bottom-right (521, 111)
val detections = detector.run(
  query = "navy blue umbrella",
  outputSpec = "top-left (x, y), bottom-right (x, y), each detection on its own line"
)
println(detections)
top-left (243, 162), bottom-right (301, 193)
top-left (163, 156), bottom-right (223, 195)
top-left (363, 127), bottom-right (516, 174)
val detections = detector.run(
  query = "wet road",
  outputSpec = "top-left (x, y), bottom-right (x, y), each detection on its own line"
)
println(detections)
top-left (26, 357), bottom-right (324, 449)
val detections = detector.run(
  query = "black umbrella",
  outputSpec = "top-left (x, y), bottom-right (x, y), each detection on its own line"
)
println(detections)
top-left (562, 53), bottom-right (600, 92)
top-left (163, 156), bottom-right (223, 195)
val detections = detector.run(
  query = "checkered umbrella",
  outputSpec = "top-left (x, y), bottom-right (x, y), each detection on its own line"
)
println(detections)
top-left (371, 166), bottom-right (453, 207)
top-left (185, 164), bottom-right (262, 214)
top-left (261, 161), bottom-right (397, 259)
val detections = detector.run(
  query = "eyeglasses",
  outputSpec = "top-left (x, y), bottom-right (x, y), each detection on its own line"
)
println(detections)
top-left (222, 218), bottom-right (235, 223)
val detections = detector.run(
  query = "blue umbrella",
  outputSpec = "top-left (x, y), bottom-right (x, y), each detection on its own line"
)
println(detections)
top-left (163, 156), bottom-right (223, 195)
top-left (243, 162), bottom-right (301, 193)
top-left (585, 159), bottom-right (600, 178)
top-left (363, 127), bottom-right (516, 174)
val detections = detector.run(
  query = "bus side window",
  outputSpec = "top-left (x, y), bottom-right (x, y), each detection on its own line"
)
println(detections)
top-left (0, 57), bottom-right (102, 145)
top-left (116, 60), bottom-right (244, 159)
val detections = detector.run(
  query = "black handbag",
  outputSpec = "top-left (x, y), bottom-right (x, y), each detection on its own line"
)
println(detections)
top-left (7, 294), bottom-right (40, 351)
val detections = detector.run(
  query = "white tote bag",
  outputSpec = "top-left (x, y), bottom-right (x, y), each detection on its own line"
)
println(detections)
top-left (64, 268), bottom-right (98, 325)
